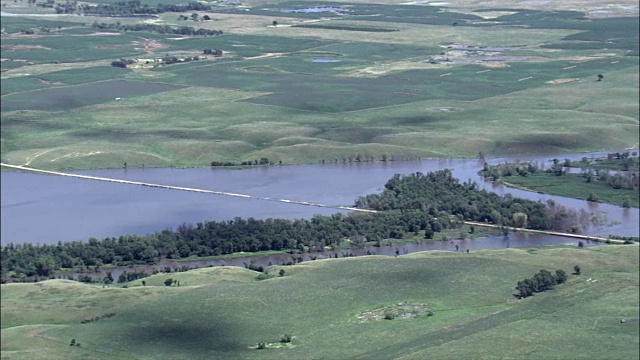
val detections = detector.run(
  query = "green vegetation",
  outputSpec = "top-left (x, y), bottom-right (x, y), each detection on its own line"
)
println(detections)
top-left (1, 245), bottom-right (638, 359)
top-left (1, 0), bottom-right (637, 170)
top-left (514, 269), bottom-right (568, 298)
top-left (480, 155), bottom-right (640, 207)
top-left (1, 170), bottom-right (566, 283)
top-left (568, 152), bottom-right (640, 172)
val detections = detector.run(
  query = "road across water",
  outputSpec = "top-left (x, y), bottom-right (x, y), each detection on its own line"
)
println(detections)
top-left (0, 163), bottom-right (377, 214)
top-left (1, 163), bottom-right (621, 244)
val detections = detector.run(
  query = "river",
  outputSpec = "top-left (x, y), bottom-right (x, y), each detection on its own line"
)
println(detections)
top-left (1, 152), bottom-right (638, 246)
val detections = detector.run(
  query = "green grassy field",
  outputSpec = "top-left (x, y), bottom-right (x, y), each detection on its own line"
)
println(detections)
top-left (1, 0), bottom-right (638, 169)
top-left (503, 173), bottom-right (639, 208)
top-left (1, 245), bottom-right (638, 359)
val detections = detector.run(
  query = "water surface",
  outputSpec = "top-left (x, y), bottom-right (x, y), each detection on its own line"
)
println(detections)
top-left (2, 152), bottom-right (638, 245)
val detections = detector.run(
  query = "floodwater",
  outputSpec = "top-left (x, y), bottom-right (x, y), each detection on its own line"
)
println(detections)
top-left (282, 7), bottom-right (348, 13)
top-left (1, 152), bottom-right (638, 245)
top-left (67, 232), bottom-right (604, 283)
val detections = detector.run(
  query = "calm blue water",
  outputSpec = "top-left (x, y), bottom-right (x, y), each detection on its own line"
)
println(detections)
top-left (1, 152), bottom-right (638, 245)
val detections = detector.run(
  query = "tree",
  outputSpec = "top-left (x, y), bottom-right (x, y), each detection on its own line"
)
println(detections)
top-left (191, 13), bottom-right (198, 21)
top-left (103, 272), bottom-right (113, 284)
top-left (164, 278), bottom-right (173, 286)
top-left (202, 15), bottom-right (211, 20)
top-left (272, 20), bottom-right (278, 26)
top-left (141, 280), bottom-right (146, 286)
top-left (279, 269), bottom-right (285, 277)
top-left (280, 334), bottom-right (292, 343)
top-left (555, 269), bottom-right (568, 284)
top-left (573, 265), bottom-right (581, 275)
top-left (597, 74), bottom-right (603, 81)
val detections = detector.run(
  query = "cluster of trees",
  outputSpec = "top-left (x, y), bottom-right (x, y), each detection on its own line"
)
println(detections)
top-left (481, 159), bottom-right (639, 192)
top-left (515, 269), bottom-right (568, 298)
top-left (54, 0), bottom-right (77, 14)
top-left (211, 158), bottom-right (272, 167)
top-left (203, 49), bottom-right (223, 56)
top-left (80, 312), bottom-right (116, 324)
top-left (110, 58), bottom-right (136, 68)
top-left (0, 170), bottom-right (583, 283)
top-left (92, 22), bottom-right (223, 36)
top-left (112, 55), bottom-right (206, 68)
top-left (73, 0), bottom-right (211, 16)
top-left (318, 153), bottom-right (423, 164)
top-left (569, 152), bottom-right (639, 172)
top-left (355, 170), bottom-right (555, 230)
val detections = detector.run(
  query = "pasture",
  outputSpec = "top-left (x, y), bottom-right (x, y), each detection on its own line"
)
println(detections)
top-left (503, 173), bottom-right (640, 208)
top-left (1, 0), bottom-right (638, 169)
top-left (1, 245), bottom-right (638, 359)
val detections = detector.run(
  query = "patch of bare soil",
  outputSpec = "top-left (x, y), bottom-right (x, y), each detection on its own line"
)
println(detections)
top-left (132, 38), bottom-right (168, 53)
top-left (546, 78), bottom-right (581, 84)
top-left (355, 302), bottom-right (433, 323)
top-left (480, 62), bottom-right (510, 68)
top-left (86, 32), bottom-right (121, 36)
top-left (243, 52), bottom-right (285, 60)
top-left (37, 78), bottom-right (65, 85)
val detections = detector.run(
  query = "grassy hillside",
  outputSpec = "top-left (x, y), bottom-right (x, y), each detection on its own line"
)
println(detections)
top-left (1, 0), bottom-right (638, 170)
top-left (2, 245), bottom-right (638, 359)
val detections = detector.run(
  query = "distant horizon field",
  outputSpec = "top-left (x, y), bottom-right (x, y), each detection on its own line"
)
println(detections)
top-left (1, 0), bottom-right (638, 170)
top-left (1, 245), bottom-right (638, 359)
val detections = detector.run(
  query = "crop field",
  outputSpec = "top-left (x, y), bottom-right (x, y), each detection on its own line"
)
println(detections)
top-left (1, 0), bottom-right (638, 169)
top-left (1, 245), bottom-right (638, 359)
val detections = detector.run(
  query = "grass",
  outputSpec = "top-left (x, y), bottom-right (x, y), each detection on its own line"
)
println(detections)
top-left (503, 172), bottom-right (639, 208)
top-left (1, 245), bottom-right (638, 359)
top-left (1, 2), bottom-right (638, 170)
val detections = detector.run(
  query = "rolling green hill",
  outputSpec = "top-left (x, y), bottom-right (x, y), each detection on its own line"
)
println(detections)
top-left (2, 245), bottom-right (638, 359)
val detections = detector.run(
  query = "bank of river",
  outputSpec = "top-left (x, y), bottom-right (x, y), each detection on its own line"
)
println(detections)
top-left (2, 151), bottom-right (638, 246)
top-left (62, 232), bottom-right (607, 283)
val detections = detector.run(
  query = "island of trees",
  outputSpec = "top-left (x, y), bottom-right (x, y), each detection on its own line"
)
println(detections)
top-left (0, 170), bottom-right (603, 283)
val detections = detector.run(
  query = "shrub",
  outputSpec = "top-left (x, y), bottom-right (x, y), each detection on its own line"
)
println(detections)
top-left (280, 334), bottom-right (292, 343)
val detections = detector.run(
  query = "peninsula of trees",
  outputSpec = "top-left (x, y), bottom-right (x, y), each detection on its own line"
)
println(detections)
top-left (0, 170), bottom-right (588, 283)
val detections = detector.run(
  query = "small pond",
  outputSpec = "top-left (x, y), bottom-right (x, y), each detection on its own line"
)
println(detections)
top-left (282, 7), bottom-right (349, 13)
top-left (312, 58), bottom-right (342, 62)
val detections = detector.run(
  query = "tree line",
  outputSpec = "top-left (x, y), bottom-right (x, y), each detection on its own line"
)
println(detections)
top-left (0, 170), bottom-right (583, 283)
top-left (92, 22), bottom-right (223, 36)
top-left (481, 159), bottom-right (639, 194)
top-left (59, 0), bottom-right (212, 16)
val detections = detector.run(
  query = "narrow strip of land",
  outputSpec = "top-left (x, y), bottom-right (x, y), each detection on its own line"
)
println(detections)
top-left (465, 221), bottom-right (623, 244)
top-left (0, 163), bottom-right (377, 214)
top-left (1, 163), bottom-right (625, 243)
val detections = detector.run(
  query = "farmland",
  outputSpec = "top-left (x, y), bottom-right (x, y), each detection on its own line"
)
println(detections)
top-left (1, 0), bottom-right (638, 169)
top-left (1, 245), bottom-right (638, 359)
